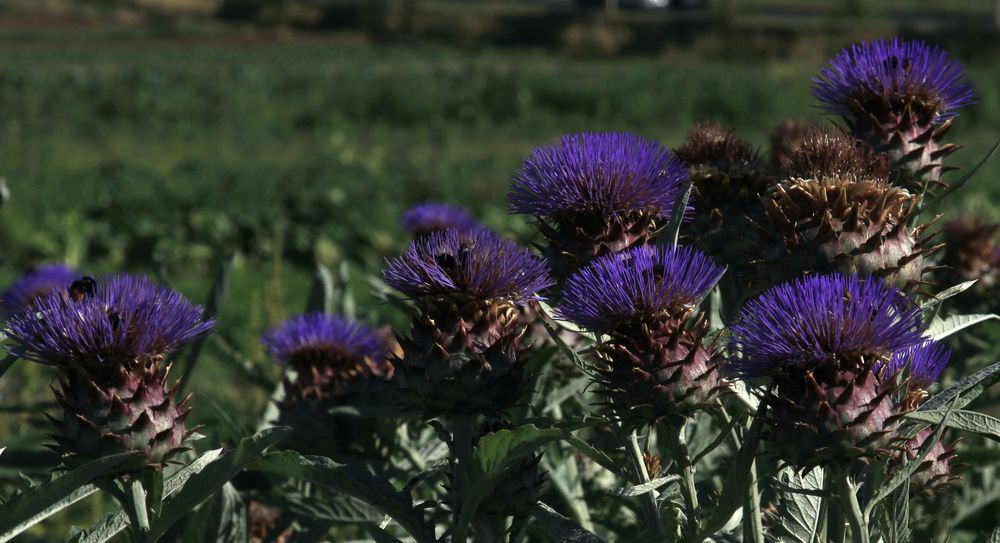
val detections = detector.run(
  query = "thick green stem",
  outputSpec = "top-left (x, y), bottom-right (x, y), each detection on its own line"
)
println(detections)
top-left (742, 457), bottom-right (764, 543)
top-left (836, 470), bottom-right (870, 543)
top-left (665, 424), bottom-right (699, 537)
top-left (625, 429), bottom-right (665, 539)
top-left (827, 469), bottom-right (846, 543)
top-left (450, 416), bottom-right (477, 543)
top-left (126, 478), bottom-right (151, 540)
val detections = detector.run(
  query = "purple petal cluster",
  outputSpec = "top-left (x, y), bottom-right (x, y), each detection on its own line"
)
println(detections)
top-left (400, 202), bottom-right (480, 237)
top-left (813, 38), bottom-right (975, 121)
top-left (557, 245), bottom-right (725, 332)
top-left (885, 340), bottom-right (950, 391)
top-left (1, 264), bottom-right (78, 318)
top-left (509, 132), bottom-right (688, 219)
top-left (5, 274), bottom-right (214, 366)
top-left (728, 273), bottom-right (924, 378)
top-left (383, 228), bottom-right (553, 303)
top-left (262, 312), bottom-right (384, 366)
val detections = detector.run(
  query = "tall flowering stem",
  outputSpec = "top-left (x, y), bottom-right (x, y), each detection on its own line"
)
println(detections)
top-left (558, 245), bottom-right (726, 537)
top-left (813, 38), bottom-right (975, 195)
top-left (4, 273), bottom-right (213, 539)
top-left (510, 131), bottom-right (688, 283)
top-left (383, 227), bottom-right (551, 540)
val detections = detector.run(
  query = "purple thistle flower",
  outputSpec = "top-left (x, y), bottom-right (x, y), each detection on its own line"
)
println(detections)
top-left (262, 312), bottom-right (385, 368)
top-left (510, 131), bottom-right (687, 221)
top-left (400, 202), bottom-right (480, 238)
top-left (1, 264), bottom-right (78, 319)
top-left (813, 38), bottom-right (975, 122)
top-left (382, 228), bottom-right (552, 304)
top-left (5, 273), bottom-right (214, 367)
top-left (812, 38), bottom-right (975, 192)
top-left (509, 132), bottom-right (689, 280)
top-left (557, 245), bottom-right (725, 332)
top-left (885, 340), bottom-right (950, 392)
top-left (728, 273), bottom-right (924, 378)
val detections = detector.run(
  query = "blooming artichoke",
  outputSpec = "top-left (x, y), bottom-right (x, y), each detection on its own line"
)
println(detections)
top-left (813, 38), bottom-right (975, 194)
top-left (383, 228), bottom-right (552, 416)
top-left (728, 273), bottom-right (927, 470)
top-left (262, 312), bottom-right (396, 462)
top-left (509, 132), bottom-right (688, 282)
top-left (558, 245), bottom-right (727, 428)
top-left (5, 274), bottom-right (213, 470)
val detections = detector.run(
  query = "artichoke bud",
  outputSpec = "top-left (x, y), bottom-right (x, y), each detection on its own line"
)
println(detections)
top-left (674, 122), bottom-right (773, 266)
top-left (597, 315), bottom-right (724, 428)
top-left (51, 356), bottom-right (190, 471)
top-left (812, 39), bottom-right (975, 195)
top-left (896, 428), bottom-right (960, 495)
top-left (768, 118), bottom-right (820, 169)
top-left (755, 174), bottom-right (932, 292)
top-left (935, 216), bottom-right (1000, 311)
top-left (263, 313), bottom-right (397, 462)
top-left (763, 356), bottom-right (899, 470)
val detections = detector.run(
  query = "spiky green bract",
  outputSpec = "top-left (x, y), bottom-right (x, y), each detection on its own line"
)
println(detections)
top-left (4, 274), bottom-right (213, 471)
top-left (263, 313), bottom-right (396, 462)
top-left (509, 131), bottom-right (688, 280)
top-left (729, 273), bottom-right (925, 469)
top-left (383, 228), bottom-right (553, 417)
top-left (400, 202), bottom-right (480, 238)
top-left (558, 246), bottom-right (727, 427)
top-left (813, 38), bottom-right (975, 192)
top-left (674, 122), bottom-right (773, 271)
top-left (0, 264), bottom-right (78, 319)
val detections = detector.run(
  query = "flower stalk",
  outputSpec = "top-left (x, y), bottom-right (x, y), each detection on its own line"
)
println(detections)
top-left (625, 430), bottom-right (665, 539)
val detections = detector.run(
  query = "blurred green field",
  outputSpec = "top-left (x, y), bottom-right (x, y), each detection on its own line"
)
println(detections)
top-left (1, 29), bottom-right (999, 436)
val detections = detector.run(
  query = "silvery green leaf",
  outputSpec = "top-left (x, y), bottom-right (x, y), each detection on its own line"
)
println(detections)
top-left (530, 503), bottom-right (607, 543)
top-left (773, 467), bottom-right (823, 543)
top-left (661, 179), bottom-right (693, 247)
top-left (456, 425), bottom-right (564, 534)
top-left (975, 527), bottom-right (1000, 543)
top-left (177, 253), bottom-right (235, 395)
top-left (919, 360), bottom-right (1000, 413)
top-left (177, 482), bottom-right (248, 543)
top-left (0, 453), bottom-right (132, 543)
top-left (905, 409), bottom-right (1000, 442)
top-left (73, 448), bottom-right (223, 543)
top-left (607, 475), bottom-right (681, 497)
top-left (249, 451), bottom-right (434, 543)
top-left (925, 314), bottom-right (999, 341)
top-left (921, 280), bottom-right (978, 310)
top-left (729, 380), bottom-right (760, 411)
top-left (0, 352), bottom-right (19, 382)
top-left (146, 428), bottom-right (288, 541)
top-left (536, 300), bottom-right (596, 341)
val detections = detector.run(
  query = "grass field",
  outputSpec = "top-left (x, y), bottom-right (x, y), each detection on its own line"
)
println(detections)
top-left (1, 20), bottom-right (999, 443)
